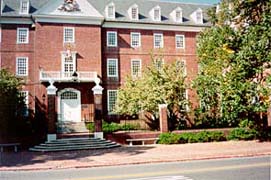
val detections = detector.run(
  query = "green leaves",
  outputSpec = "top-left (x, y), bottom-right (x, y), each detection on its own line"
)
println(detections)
top-left (194, 0), bottom-right (271, 127)
top-left (115, 55), bottom-right (188, 129)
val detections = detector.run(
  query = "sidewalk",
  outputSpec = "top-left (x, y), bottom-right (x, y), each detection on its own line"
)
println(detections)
top-left (0, 140), bottom-right (270, 171)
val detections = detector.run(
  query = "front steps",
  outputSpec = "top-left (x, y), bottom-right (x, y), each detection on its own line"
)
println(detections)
top-left (29, 137), bottom-right (120, 152)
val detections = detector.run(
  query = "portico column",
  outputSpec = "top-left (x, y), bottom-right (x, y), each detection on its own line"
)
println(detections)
top-left (46, 80), bottom-right (58, 141)
top-left (92, 78), bottom-right (104, 139)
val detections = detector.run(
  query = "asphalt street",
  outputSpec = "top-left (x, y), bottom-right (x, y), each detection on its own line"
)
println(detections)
top-left (0, 156), bottom-right (270, 180)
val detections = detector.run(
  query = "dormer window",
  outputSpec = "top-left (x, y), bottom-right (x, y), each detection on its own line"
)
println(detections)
top-left (154, 7), bottom-right (161, 21)
top-left (191, 8), bottom-right (203, 24)
top-left (129, 4), bottom-right (139, 20)
top-left (176, 10), bottom-right (182, 22)
top-left (195, 9), bottom-right (203, 24)
top-left (20, 0), bottom-right (29, 14)
top-left (106, 2), bottom-right (115, 19)
top-left (171, 7), bottom-right (183, 23)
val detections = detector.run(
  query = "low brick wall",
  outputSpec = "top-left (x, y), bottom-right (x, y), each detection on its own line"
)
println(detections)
top-left (105, 128), bottom-right (234, 145)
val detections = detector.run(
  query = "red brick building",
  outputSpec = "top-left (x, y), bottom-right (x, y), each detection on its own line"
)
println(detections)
top-left (0, 0), bottom-right (211, 138)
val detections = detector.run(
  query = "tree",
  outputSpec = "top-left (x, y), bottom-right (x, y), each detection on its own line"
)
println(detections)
top-left (0, 69), bottom-right (25, 141)
top-left (115, 55), bottom-right (189, 130)
top-left (194, 0), bottom-right (271, 128)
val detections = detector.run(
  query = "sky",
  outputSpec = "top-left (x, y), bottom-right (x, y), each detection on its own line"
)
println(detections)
top-left (161, 0), bottom-right (220, 5)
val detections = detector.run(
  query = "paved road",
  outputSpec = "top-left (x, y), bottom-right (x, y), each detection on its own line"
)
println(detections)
top-left (0, 156), bottom-right (270, 180)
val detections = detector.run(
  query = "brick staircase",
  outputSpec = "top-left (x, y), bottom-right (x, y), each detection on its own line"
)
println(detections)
top-left (29, 137), bottom-right (120, 152)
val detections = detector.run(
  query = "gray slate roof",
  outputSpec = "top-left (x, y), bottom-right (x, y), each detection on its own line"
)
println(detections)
top-left (1, 0), bottom-right (212, 26)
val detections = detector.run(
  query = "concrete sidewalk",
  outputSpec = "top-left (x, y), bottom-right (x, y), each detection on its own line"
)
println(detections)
top-left (0, 140), bottom-right (270, 171)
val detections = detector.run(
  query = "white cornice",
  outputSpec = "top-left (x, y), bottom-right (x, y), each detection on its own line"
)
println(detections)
top-left (0, 17), bottom-right (33, 24)
top-left (33, 15), bottom-right (104, 25)
top-left (102, 22), bottom-right (208, 32)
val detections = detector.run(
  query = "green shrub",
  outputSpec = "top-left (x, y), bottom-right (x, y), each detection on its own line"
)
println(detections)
top-left (227, 128), bottom-right (258, 140)
top-left (158, 131), bottom-right (226, 144)
top-left (86, 121), bottom-right (140, 133)
top-left (158, 133), bottom-right (180, 144)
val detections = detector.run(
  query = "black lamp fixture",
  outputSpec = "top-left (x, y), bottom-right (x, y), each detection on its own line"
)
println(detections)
top-left (42, 94), bottom-right (46, 102)
top-left (72, 71), bottom-right (78, 82)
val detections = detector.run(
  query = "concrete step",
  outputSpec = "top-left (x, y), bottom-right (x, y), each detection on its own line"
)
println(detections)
top-left (29, 138), bottom-right (121, 152)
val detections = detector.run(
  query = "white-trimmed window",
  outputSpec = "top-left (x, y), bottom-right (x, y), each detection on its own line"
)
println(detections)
top-left (107, 58), bottom-right (118, 77)
top-left (63, 27), bottom-right (75, 43)
top-left (106, 3), bottom-right (115, 19)
top-left (176, 35), bottom-right (185, 49)
top-left (154, 33), bottom-right (163, 48)
top-left (129, 4), bottom-right (139, 20)
top-left (153, 7), bottom-right (161, 21)
top-left (107, 90), bottom-right (118, 114)
top-left (196, 10), bottom-right (203, 24)
top-left (61, 52), bottom-right (76, 77)
top-left (175, 9), bottom-right (182, 22)
top-left (131, 59), bottom-right (142, 77)
top-left (20, 0), bottom-right (29, 14)
top-left (19, 91), bottom-right (29, 116)
top-left (154, 58), bottom-right (164, 71)
top-left (107, 31), bottom-right (117, 47)
top-left (182, 90), bottom-right (189, 112)
top-left (16, 57), bottom-right (28, 76)
top-left (17, 28), bottom-right (29, 44)
top-left (130, 32), bottom-right (141, 48)
top-left (176, 59), bottom-right (187, 76)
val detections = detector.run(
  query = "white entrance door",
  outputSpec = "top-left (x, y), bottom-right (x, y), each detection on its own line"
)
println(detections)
top-left (60, 90), bottom-right (81, 122)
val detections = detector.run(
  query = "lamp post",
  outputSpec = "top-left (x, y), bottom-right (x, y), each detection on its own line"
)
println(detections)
top-left (92, 78), bottom-right (104, 139)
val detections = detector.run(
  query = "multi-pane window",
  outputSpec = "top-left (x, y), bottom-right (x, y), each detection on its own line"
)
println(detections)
top-left (107, 31), bottom-right (117, 47)
top-left (176, 59), bottom-right (187, 76)
top-left (17, 28), bottom-right (29, 44)
top-left (196, 11), bottom-right (203, 24)
top-left (181, 90), bottom-right (189, 112)
top-left (107, 5), bottom-right (115, 18)
top-left (154, 58), bottom-right (164, 71)
top-left (176, 35), bottom-right (185, 49)
top-left (154, 33), bottom-right (163, 48)
top-left (176, 10), bottom-right (182, 22)
top-left (20, 0), bottom-right (29, 14)
top-left (108, 90), bottom-right (118, 114)
top-left (63, 56), bottom-right (75, 77)
top-left (131, 59), bottom-right (141, 77)
top-left (131, 7), bottom-right (138, 20)
top-left (63, 27), bottom-right (75, 43)
top-left (16, 57), bottom-right (28, 76)
top-left (130, 32), bottom-right (141, 48)
top-left (107, 58), bottom-right (118, 77)
top-left (154, 8), bottom-right (161, 21)
top-left (19, 91), bottom-right (29, 116)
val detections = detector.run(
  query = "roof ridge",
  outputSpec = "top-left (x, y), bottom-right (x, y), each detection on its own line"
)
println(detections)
top-left (133, 0), bottom-right (214, 6)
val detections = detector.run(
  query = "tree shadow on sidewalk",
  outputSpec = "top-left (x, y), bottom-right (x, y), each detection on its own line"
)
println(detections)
top-left (0, 146), bottom-right (155, 168)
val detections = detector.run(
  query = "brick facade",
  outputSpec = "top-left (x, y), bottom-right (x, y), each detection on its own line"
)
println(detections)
top-left (0, 0), bottom-right (210, 134)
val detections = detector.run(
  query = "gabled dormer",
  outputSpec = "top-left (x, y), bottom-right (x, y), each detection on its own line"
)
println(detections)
top-left (191, 8), bottom-right (203, 24)
top-left (128, 4), bottom-right (139, 21)
top-left (105, 2), bottom-right (115, 19)
top-left (19, 0), bottom-right (30, 15)
top-left (171, 7), bottom-right (183, 23)
top-left (150, 5), bottom-right (161, 22)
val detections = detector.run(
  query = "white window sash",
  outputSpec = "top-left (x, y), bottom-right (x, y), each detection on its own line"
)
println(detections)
top-left (63, 27), bottom-right (75, 43)
top-left (17, 28), bottom-right (29, 44)
top-left (153, 8), bottom-right (161, 21)
top-left (20, 0), bottom-right (29, 14)
top-left (131, 59), bottom-right (142, 77)
top-left (153, 33), bottom-right (163, 48)
top-left (107, 90), bottom-right (118, 114)
top-left (176, 34), bottom-right (185, 49)
top-left (107, 31), bottom-right (117, 47)
top-left (107, 58), bottom-right (118, 77)
top-left (131, 7), bottom-right (138, 20)
top-left (130, 32), bottom-right (141, 48)
top-left (61, 52), bottom-right (76, 76)
top-left (16, 57), bottom-right (28, 76)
